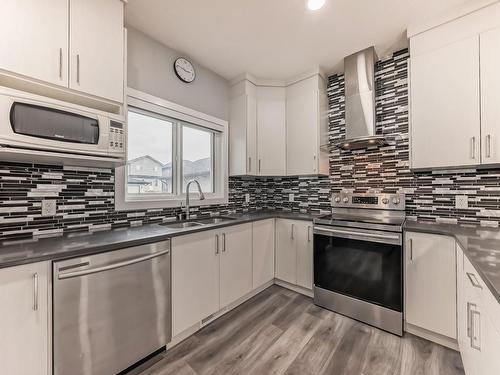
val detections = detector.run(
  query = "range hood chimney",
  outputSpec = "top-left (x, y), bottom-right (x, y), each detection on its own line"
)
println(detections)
top-left (335, 46), bottom-right (388, 151)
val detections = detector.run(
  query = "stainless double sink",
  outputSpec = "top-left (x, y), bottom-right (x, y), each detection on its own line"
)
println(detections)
top-left (160, 216), bottom-right (236, 229)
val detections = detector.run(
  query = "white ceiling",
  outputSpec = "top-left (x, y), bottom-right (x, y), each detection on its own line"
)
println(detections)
top-left (125, 0), bottom-right (468, 80)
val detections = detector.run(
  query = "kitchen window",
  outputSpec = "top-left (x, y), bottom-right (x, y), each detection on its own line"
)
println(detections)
top-left (115, 89), bottom-right (228, 210)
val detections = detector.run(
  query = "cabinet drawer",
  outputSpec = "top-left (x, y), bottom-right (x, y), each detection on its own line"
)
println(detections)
top-left (463, 254), bottom-right (500, 336)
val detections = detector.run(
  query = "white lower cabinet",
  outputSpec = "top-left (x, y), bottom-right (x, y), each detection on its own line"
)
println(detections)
top-left (172, 223), bottom-right (253, 336)
top-left (405, 232), bottom-right (457, 339)
top-left (171, 229), bottom-right (221, 337)
top-left (276, 219), bottom-right (313, 290)
top-left (219, 224), bottom-right (253, 307)
top-left (0, 262), bottom-right (50, 375)
top-left (457, 245), bottom-right (500, 375)
top-left (252, 219), bottom-right (275, 289)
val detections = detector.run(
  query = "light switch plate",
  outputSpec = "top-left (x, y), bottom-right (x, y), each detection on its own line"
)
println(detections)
top-left (289, 193), bottom-right (294, 202)
top-left (245, 193), bottom-right (250, 203)
top-left (455, 195), bottom-right (468, 209)
top-left (41, 200), bottom-right (57, 216)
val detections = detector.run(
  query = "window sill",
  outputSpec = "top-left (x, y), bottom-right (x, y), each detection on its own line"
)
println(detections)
top-left (114, 194), bottom-right (228, 211)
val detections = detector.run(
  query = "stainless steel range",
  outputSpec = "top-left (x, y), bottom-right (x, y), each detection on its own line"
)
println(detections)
top-left (313, 193), bottom-right (406, 336)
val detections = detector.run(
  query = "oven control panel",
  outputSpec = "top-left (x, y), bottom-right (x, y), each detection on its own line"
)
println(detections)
top-left (331, 193), bottom-right (405, 210)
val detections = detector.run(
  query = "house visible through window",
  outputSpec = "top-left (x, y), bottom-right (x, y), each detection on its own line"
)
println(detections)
top-left (127, 111), bottom-right (173, 195)
top-left (125, 107), bottom-right (220, 201)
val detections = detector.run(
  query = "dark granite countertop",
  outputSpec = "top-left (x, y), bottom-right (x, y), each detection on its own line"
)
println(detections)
top-left (0, 210), bottom-right (317, 269)
top-left (405, 220), bottom-right (500, 305)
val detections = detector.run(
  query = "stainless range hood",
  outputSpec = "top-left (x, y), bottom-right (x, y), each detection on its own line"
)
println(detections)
top-left (335, 46), bottom-right (388, 151)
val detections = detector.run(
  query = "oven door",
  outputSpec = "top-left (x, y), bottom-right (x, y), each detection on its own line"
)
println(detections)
top-left (313, 225), bottom-right (402, 312)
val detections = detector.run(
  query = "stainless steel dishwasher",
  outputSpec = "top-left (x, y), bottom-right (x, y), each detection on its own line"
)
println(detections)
top-left (53, 240), bottom-right (171, 375)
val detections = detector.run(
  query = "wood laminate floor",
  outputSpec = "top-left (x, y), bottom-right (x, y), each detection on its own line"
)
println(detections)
top-left (139, 286), bottom-right (465, 375)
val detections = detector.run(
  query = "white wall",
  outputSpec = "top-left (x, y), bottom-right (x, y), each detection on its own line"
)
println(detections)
top-left (126, 27), bottom-right (229, 120)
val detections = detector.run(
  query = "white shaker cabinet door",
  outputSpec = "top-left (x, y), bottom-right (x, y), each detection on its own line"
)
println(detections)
top-left (410, 36), bottom-right (480, 169)
top-left (256, 86), bottom-right (286, 176)
top-left (0, 0), bottom-right (68, 87)
top-left (480, 26), bottom-right (500, 165)
top-left (296, 222), bottom-right (313, 290)
top-left (219, 224), bottom-right (253, 307)
top-left (405, 232), bottom-right (457, 339)
top-left (252, 219), bottom-right (275, 289)
top-left (286, 79), bottom-right (319, 175)
top-left (0, 262), bottom-right (49, 375)
top-left (275, 219), bottom-right (297, 284)
top-left (69, 0), bottom-right (124, 102)
top-left (171, 230), bottom-right (220, 336)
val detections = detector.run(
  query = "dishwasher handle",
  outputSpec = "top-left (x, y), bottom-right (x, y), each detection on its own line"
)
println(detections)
top-left (58, 249), bottom-right (170, 280)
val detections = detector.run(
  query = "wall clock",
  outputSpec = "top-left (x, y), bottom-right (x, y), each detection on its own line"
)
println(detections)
top-left (174, 57), bottom-right (196, 83)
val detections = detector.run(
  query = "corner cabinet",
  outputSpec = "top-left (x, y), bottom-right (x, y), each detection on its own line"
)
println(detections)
top-left (0, 0), bottom-right (124, 104)
top-left (286, 75), bottom-right (329, 176)
top-left (0, 262), bottom-right (50, 375)
top-left (229, 73), bottom-right (328, 177)
top-left (404, 232), bottom-right (457, 341)
top-left (275, 219), bottom-right (313, 290)
top-left (409, 3), bottom-right (500, 169)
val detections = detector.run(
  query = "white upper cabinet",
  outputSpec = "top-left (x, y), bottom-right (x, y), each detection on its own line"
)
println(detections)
top-left (229, 80), bottom-right (257, 175)
top-left (480, 26), bottom-right (500, 165)
top-left (256, 86), bottom-right (286, 175)
top-left (0, 0), bottom-right (69, 87)
top-left (229, 73), bottom-right (328, 177)
top-left (0, 0), bottom-right (124, 105)
top-left (409, 2), bottom-right (500, 169)
top-left (0, 262), bottom-right (50, 375)
top-left (69, 0), bottom-right (124, 102)
top-left (410, 36), bottom-right (480, 169)
top-left (286, 74), bottom-right (329, 176)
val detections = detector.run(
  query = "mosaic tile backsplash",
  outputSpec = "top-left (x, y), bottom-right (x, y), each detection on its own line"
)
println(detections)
top-left (1, 48), bottom-right (500, 239)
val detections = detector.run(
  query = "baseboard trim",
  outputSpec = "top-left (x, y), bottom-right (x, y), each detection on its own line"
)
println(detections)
top-left (274, 279), bottom-right (313, 297)
top-left (168, 280), bottom-right (274, 349)
top-left (405, 322), bottom-right (459, 351)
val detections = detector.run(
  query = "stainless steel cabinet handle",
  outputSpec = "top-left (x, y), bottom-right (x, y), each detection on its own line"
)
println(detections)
top-left (222, 233), bottom-right (226, 252)
top-left (291, 224), bottom-right (295, 240)
top-left (409, 238), bottom-right (413, 261)
top-left (248, 157), bottom-right (251, 173)
top-left (313, 155), bottom-right (317, 172)
top-left (76, 54), bottom-right (80, 84)
top-left (466, 272), bottom-right (482, 289)
top-left (215, 234), bottom-right (219, 254)
top-left (59, 48), bottom-right (63, 79)
top-left (470, 309), bottom-right (481, 351)
top-left (471, 137), bottom-right (476, 159)
top-left (58, 249), bottom-right (169, 279)
top-left (486, 135), bottom-right (491, 158)
top-left (258, 159), bottom-right (261, 173)
top-left (33, 273), bottom-right (38, 311)
top-left (307, 226), bottom-right (311, 242)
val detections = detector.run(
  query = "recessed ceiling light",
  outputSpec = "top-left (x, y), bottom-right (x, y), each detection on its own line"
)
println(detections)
top-left (307, 0), bottom-right (325, 11)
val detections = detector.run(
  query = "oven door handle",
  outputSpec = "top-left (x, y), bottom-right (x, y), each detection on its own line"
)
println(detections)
top-left (313, 226), bottom-right (401, 244)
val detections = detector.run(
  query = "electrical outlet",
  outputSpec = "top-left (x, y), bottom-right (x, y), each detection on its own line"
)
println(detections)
top-left (41, 200), bottom-right (57, 216)
top-left (289, 193), bottom-right (294, 202)
top-left (245, 193), bottom-right (250, 203)
top-left (455, 195), bottom-right (469, 209)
